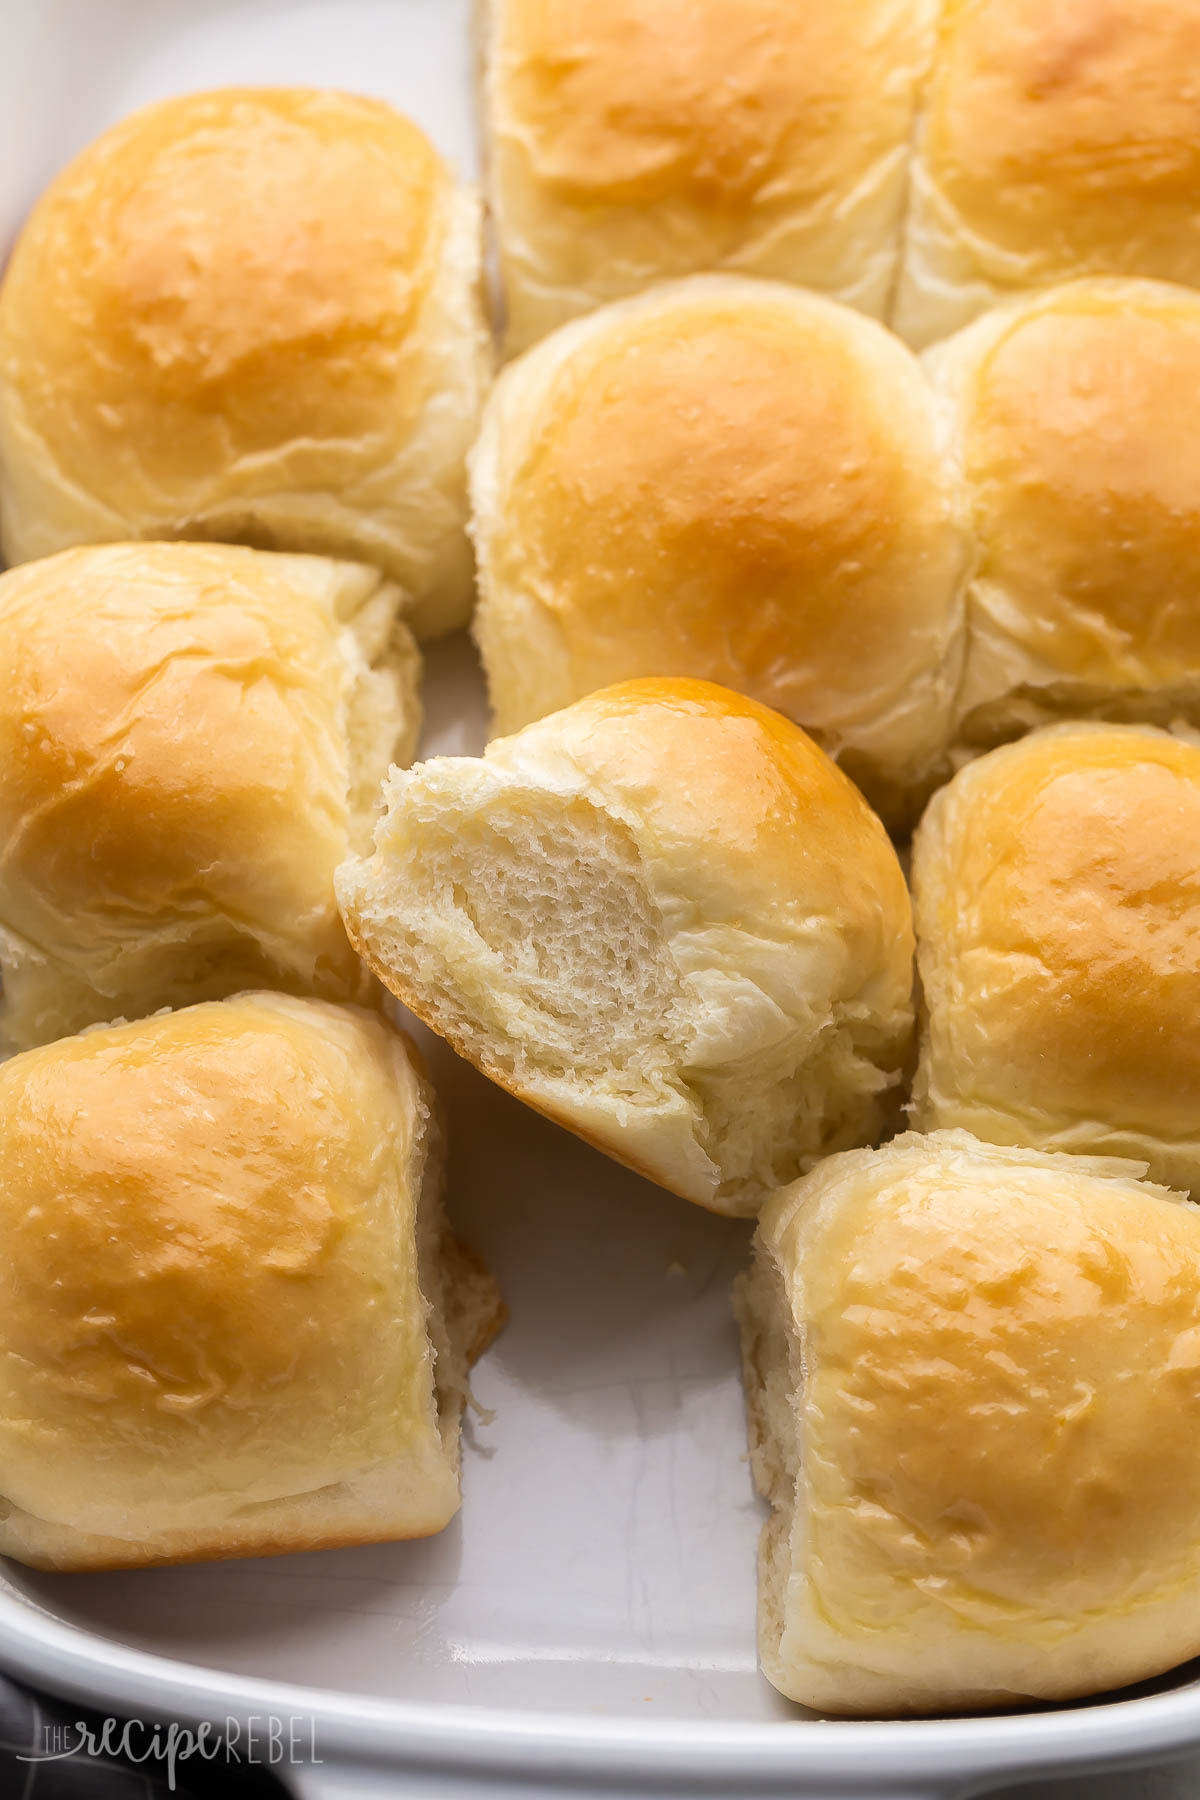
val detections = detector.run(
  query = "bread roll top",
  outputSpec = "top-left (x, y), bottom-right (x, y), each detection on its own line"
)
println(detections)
top-left (742, 1130), bottom-right (1200, 1712)
top-left (924, 281), bottom-right (1200, 743)
top-left (897, 0), bottom-right (1200, 341)
top-left (913, 723), bottom-right (1200, 1191)
top-left (0, 994), bottom-right (451, 1539)
top-left (0, 541), bottom-right (419, 1050)
top-left (487, 0), bottom-right (936, 348)
top-left (0, 87), bottom-right (490, 636)
top-left (473, 278), bottom-right (966, 822)
top-left (928, 0), bottom-right (1200, 285)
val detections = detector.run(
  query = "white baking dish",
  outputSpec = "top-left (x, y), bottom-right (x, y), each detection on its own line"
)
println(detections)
top-left (2, 6), bottom-right (1200, 1796)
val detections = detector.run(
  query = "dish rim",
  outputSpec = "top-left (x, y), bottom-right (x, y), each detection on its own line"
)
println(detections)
top-left (2, 1581), bottom-right (1199, 1794)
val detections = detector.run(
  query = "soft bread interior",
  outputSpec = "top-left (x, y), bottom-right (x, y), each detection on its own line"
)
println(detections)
top-left (340, 760), bottom-right (705, 1174)
top-left (337, 756), bottom-right (907, 1214)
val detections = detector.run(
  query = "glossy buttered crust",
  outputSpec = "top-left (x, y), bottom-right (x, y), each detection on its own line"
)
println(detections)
top-left (484, 0), bottom-right (938, 352)
top-left (896, 0), bottom-right (1200, 345)
top-left (471, 279), bottom-right (968, 826)
top-left (0, 88), bottom-right (491, 638)
top-left (911, 723), bottom-right (1200, 1193)
top-left (0, 541), bottom-right (419, 1052)
top-left (0, 993), bottom-right (503, 1571)
top-left (486, 0), bottom-right (1200, 354)
top-left (926, 280), bottom-right (1200, 746)
top-left (738, 1130), bottom-right (1200, 1714)
top-left (338, 678), bottom-right (915, 1217)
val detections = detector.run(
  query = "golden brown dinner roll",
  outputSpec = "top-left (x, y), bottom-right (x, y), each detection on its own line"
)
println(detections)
top-left (926, 280), bottom-right (1200, 748)
top-left (0, 87), bottom-right (490, 638)
top-left (912, 723), bottom-right (1200, 1193)
top-left (484, 0), bottom-right (938, 352)
top-left (895, 0), bottom-right (1200, 346)
top-left (0, 541), bottom-right (419, 1052)
top-left (471, 279), bottom-right (968, 825)
top-left (0, 992), bottom-right (503, 1570)
top-left (337, 679), bottom-right (915, 1217)
top-left (737, 1129), bottom-right (1200, 1714)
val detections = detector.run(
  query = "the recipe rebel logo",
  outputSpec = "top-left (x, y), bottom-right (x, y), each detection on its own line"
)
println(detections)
top-left (17, 1712), bottom-right (322, 1789)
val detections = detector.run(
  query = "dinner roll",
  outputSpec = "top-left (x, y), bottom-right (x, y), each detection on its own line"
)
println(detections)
top-left (484, 0), bottom-right (938, 352)
top-left (0, 88), bottom-right (491, 638)
top-left (926, 281), bottom-right (1200, 749)
top-left (736, 1129), bottom-right (1200, 1714)
top-left (0, 993), bottom-right (503, 1570)
top-left (471, 279), bottom-right (967, 826)
top-left (0, 541), bottom-right (419, 1053)
top-left (895, 0), bottom-right (1200, 346)
top-left (336, 679), bottom-right (915, 1217)
top-left (912, 723), bottom-right (1200, 1193)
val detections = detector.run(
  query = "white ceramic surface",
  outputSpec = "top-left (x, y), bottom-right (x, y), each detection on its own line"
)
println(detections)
top-left (2, 6), bottom-right (1200, 1797)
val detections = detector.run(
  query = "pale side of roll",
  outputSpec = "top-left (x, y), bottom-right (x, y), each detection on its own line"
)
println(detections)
top-left (911, 722), bottom-right (1200, 1194)
top-left (337, 678), bottom-right (915, 1218)
top-left (0, 88), bottom-right (492, 638)
top-left (483, 0), bottom-right (939, 353)
top-left (0, 541), bottom-right (420, 1052)
top-left (736, 1129), bottom-right (1200, 1713)
top-left (0, 992), bottom-right (504, 1570)
top-left (471, 278), bottom-right (969, 828)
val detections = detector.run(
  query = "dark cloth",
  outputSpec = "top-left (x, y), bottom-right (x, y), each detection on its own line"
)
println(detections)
top-left (0, 1676), bottom-right (289, 1797)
